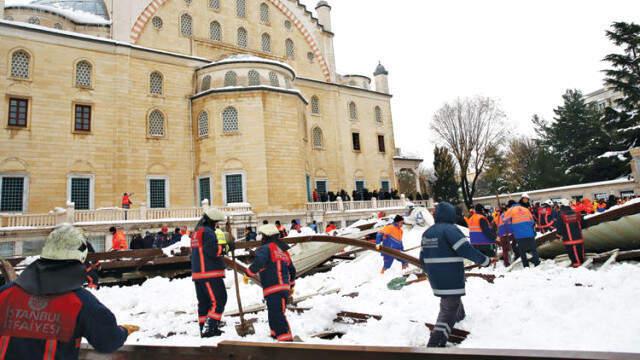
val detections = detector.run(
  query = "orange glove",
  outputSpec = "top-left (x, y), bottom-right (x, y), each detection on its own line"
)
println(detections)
top-left (243, 275), bottom-right (250, 285)
top-left (121, 324), bottom-right (140, 335)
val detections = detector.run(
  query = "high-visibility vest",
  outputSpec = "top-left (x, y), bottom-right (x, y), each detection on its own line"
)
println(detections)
top-left (468, 214), bottom-right (494, 245)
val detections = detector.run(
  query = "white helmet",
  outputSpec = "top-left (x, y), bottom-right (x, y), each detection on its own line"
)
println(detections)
top-left (41, 224), bottom-right (89, 263)
top-left (204, 207), bottom-right (226, 221)
top-left (522, 193), bottom-right (530, 199)
top-left (558, 198), bottom-right (571, 207)
top-left (544, 200), bottom-right (554, 206)
top-left (258, 224), bottom-right (279, 236)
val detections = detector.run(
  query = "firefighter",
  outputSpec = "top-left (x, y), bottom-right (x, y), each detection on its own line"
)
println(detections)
top-left (191, 208), bottom-right (230, 338)
top-left (467, 204), bottom-right (497, 257)
top-left (556, 199), bottom-right (586, 267)
top-left (504, 199), bottom-right (539, 268)
top-left (536, 200), bottom-right (556, 233)
top-left (0, 225), bottom-right (137, 359)
top-left (375, 215), bottom-right (406, 273)
top-left (244, 225), bottom-right (296, 342)
top-left (420, 202), bottom-right (492, 347)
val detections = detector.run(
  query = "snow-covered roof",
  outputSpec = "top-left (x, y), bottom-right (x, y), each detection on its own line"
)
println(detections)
top-left (474, 177), bottom-right (636, 201)
top-left (200, 55), bottom-right (297, 79)
top-left (192, 85), bottom-right (308, 104)
top-left (5, 0), bottom-right (111, 25)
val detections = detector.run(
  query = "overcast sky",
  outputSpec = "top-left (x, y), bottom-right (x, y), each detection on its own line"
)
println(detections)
top-left (300, 0), bottom-right (640, 165)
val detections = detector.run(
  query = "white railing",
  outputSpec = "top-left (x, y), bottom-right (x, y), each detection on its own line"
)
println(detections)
top-left (3, 213), bottom-right (57, 228)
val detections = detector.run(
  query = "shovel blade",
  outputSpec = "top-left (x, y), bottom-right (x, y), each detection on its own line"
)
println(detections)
top-left (235, 322), bottom-right (256, 337)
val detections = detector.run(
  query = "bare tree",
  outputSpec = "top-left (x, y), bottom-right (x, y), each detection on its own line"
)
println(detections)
top-left (430, 97), bottom-right (508, 208)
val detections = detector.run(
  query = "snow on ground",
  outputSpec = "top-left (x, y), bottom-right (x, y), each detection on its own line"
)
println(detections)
top-left (92, 226), bottom-right (640, 353)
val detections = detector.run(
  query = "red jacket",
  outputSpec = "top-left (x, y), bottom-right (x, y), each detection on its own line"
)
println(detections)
top-left (111, 230), bottom-right (128, 250)
top-left (121, 195), bottom-right (132, 207)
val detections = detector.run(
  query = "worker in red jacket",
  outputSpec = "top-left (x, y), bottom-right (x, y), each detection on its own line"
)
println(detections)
top-left (245, 225), bottom-right (296, 342)
top-left (556, 200), bottom-right (586, 267)
top-left (109, 226), bottom-right (128, 251)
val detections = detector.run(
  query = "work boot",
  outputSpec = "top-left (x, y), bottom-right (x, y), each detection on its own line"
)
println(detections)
top-left (201, 319), bottom-right (223, 338)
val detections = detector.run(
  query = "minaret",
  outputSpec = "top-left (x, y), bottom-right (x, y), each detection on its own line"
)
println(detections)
top-left (374, 62), bottom-right (390, 94)
top-left (315, 1), bottom-right (332, 32)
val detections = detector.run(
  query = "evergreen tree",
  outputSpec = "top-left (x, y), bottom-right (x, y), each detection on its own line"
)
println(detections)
top-left (430, 147), bottom-right (459, 204)
top-left (476, 146), bottom-right (510, 196)
top-left (601, 21), bottom-right (640, 176)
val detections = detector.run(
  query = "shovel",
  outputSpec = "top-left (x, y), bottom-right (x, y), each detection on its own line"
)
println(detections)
top-left (226, 221), bottom-right (255, 337)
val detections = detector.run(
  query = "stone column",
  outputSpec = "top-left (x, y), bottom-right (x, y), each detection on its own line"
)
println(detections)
top-left (139, 202), bottom-right (147, 220)
top-left (337, 196), bottom-right (344, 212)
top-left (66, 201), bottom-right (75, 224)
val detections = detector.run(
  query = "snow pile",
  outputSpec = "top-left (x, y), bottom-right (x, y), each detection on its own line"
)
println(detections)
top-left (91, 226), bottom-right (640, 353)
top-left (287, 226), bottom-right (317, 238)
top-left (161, 235), bottom-right (191, 257)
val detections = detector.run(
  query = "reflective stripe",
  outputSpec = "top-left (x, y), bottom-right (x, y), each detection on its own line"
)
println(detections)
top-left (43, 340), bottom-right (57, 360)
top-left (277, 333), bottom-right (293, 342)
top-left (481, 257), bottom-right (490, 267)
top-left (563, 239), bottom-right (584, 245)
top-left (0, 336), bottom-right (11, 359)
top-left (263, 284), bottom-right (290, 297)
top-left (433, 288), bottom-right (465, 295)
top-left (436, 322), bottom-right (451, 333)
top-left (192, 270), bottom-right (226, 280)
top-left (434, 326), bottom-right (450, 336)
top-left (423, 257), bottom-right (464, 264)
top-left (245, 267), bottom-right (257, 277)
top-left (452, 238), bottom-right (468, 251)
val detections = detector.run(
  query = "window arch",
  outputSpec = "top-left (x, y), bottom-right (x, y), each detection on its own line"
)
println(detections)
top-left (198, 111), bottom-right (209, 137)
top-left (10, 50), bottom-right (31, 79)
top-left (268, 72), bottom-right (279, 87)
top-left (311, 96), bottom-right (320, 114)
top-left (261, 33), bottom-right (271, 53)
top-left (237, 27), bottom-right (248, 48)
top-left (260, 3), bottom-right (270, 24)
top-left (222, 107), bottom-right (239, 133)
top-left (210, 21), bottom-right (222, 41)
top-left (375, 106), bottom-right (383, 123)
top-left (75, 60), bottom-right (93, 88)
top-left (28, 17), bottom-right (40, 25)
top-left (209, 0), bottom-right (220, 10)
top-left (312, 127), bottom-right (323, 149)
top-left (201, 75), bottom-right (211, 91)
top-left (285, 39), bottom-right (295, 59)
top-left (150, 71), bottom-right (163, 95)
top-left (148, 110), bottom-right (166, 137)
top-left (248, 70), bottom-right (260, 86)
top-left (224, 71), bottom-right (238, 87)
top-left (180, 13), bottom-right (193, 37)
top-left (236, 0), bottom-right (246, 18)
top-left (349, 101), bottom-right (358, 120)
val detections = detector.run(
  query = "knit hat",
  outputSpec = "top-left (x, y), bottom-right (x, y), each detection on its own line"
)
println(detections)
top-left (41, 224), bottom-right (89, 263)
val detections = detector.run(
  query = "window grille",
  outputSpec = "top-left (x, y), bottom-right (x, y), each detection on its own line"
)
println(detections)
top-left (0, 177), bottom-right (25, 212)
top-left (198, 111), bottom-right (209, 137)
top-left (285, 39), bottom-right (295, 59)
top-left (199, 177), bottom-right (212, 204)
top-left (225, 174), bottom-right (243, 203)
top-left (312, 127), bottom-right (323, 148)
top-left (375, 106), bottom-right (383, 123)
top-left (150, 72), bottom-right (163, 95)
top-left (74, 104), bottom-right (91, 132)
top-left (75, 61), bottom-right (92, 88)
top-left (152, 16), bottom-right (163, 29)
top-left (181, 13), bottom-right (192, 37)
top-left (248, 70), bottom-right (260, 86)
top-left (316, 181), bottom-right (327, 196)
top-left (209, 0), bottom-right (220, 10)
top-left (10, 50), bottom-right (30, 79)
top-left (237, 27), bottom-right (248, 48)
top-left (222, 107), bottom-right (239, 133)
top-left (284, 20), bottom-right (292, 31)
top-left (54, 23), bottom-right (63, 30)
top-left (0, 242), bottom-right (15, 258)
top-left (148, 110), bottom-right (165, 137)
top-left (349, 102), bottom-right (358, 120)
top-left (28, 17), bottom-right (40, 25)
top-left (224, 71), bottom-right (238, 87)
top-left (261, 33), bottom-right (271, 52)
top-left (260, 3), bottom-right (269, 23)
top-left (355, 180), bottom-right (365, 194)
top-left (201, 75), bottom-right (211, 91)
top-left (8, 98), bottom-right (28, 127)
top-left (311, 96), bottom-right (320, 114)
top-left (236, 0), bottom-right (246, 18)
top-left (210, 21), bottom-right (222, 41)
top-left (149, 179), bottom-right (167, 208)
top-left (381, 180), bottom-right (390, 193)
top-left (269, 72), bottom-right (279, 87)
top-left (70, 177), bottom-right (91, 210)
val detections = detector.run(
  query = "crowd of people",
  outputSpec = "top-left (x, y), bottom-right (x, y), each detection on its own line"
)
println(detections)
top-left (107, 225), bottom-right (188, 251)
top-left (311, 188), bottom-right (430, 203)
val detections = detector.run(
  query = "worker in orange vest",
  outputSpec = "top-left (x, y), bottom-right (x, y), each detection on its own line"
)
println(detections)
top-left (503, 199), bottom-right (539, 268)
top-left (375, 215), bottom-right (406, 273)
top-left (109, 226), bottom-right (128, 251)
top-left (467, 204), bottom-right (497, 257)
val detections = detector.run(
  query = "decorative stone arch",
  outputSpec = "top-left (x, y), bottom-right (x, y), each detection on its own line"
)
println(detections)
top-left (354, 169), bottom-right (365, 179)
top-left (0, 157), bottom-right (29, 172)
top-left (129, 0), bottom-right (332, 81)
top-left (147, 162), bottom-right (168, 175)
top-left (315, 168), bottom-right (327, 178)
top-left (223, 158), bottom-right (244, 171)
top-left (69, 160), bottom-right (95, 173)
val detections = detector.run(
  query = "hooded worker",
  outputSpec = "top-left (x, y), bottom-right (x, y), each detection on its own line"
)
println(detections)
top-left (0, 224), bottom-right (137, 359)
top-left (191, 207), bottom-right (231, 337)
top-left (375, 215), bottom-right (406, 273)
top-left (420, 202), bottom-right (491, 347)
top-left (245, 224), bottom-right (296, 342)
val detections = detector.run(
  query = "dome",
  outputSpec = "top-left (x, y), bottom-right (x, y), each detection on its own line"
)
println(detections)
top-left (374, 62), bottom-right (388, 76)
top-left (30, 0), bottom-right (109, 20)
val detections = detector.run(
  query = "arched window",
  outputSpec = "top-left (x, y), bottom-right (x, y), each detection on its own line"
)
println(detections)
top-left (311, 96), bottom-right (320, 114)
top-left (224, 71), bottom-right (238, 87)
top-left (150, 71), bottom-right (163, 95)
top-left (260, 3), bottom-right (270, 24)
top-left (261, 33), bottom-right (271, 53)
top-left (284, 20), bottom-right (292, 31)
top-left (307, 52), bottom-right (315, 63)
top-left (248, 70), bottom-right (260, 86)
top-left (210, 21), bottom-right (222, 41)
top-left (198, 111), bottom-right (209, 137)
top-left (285, 39), bottom-right (295, 59)
top-left (148, 110), bottom-right (165, 137)
top-left (152, 16), bottom-right (163, 30)
top-left (209, 0), bottom-right (220, 10)
top-left (222, 107), bottom-right (239, 133)
top-left (349, 101), bottom-right (358, 120)
top-left (28, 17), bottom-right (40, 25)
top-left (312, 127), bottom-right (323, 148)
top-left (236, 0), bottom-right (246, 18)
top-left (237, 27), bottom-right (248, 48)
top-left (269, 72), bottom-right (279, 87)
top-left (75, 60), bottom-right (92, 88)
top-left (10, 50), bottom-right (31, 79)
top-left (201, 75), bottom-right (211, 91)
top-left (184, 0), bottom-right (192, 5)
top-left (54, 23), bottom-right (63, 30)
top-left (180, 13), bottom-right (192, 37)
top-left (375, 106), bottom-right (383, 123)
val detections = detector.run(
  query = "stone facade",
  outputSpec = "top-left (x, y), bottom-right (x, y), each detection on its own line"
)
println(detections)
top-left (0, 0), bottom-right (397, 215)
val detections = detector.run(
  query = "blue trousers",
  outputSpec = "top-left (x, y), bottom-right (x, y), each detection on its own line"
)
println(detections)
top-left (265, 291), bottom-right (293, 341)
top-left (381, 239), bottom-right (406, 269)
top-left (194, 278), bottom-right (227, 328)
